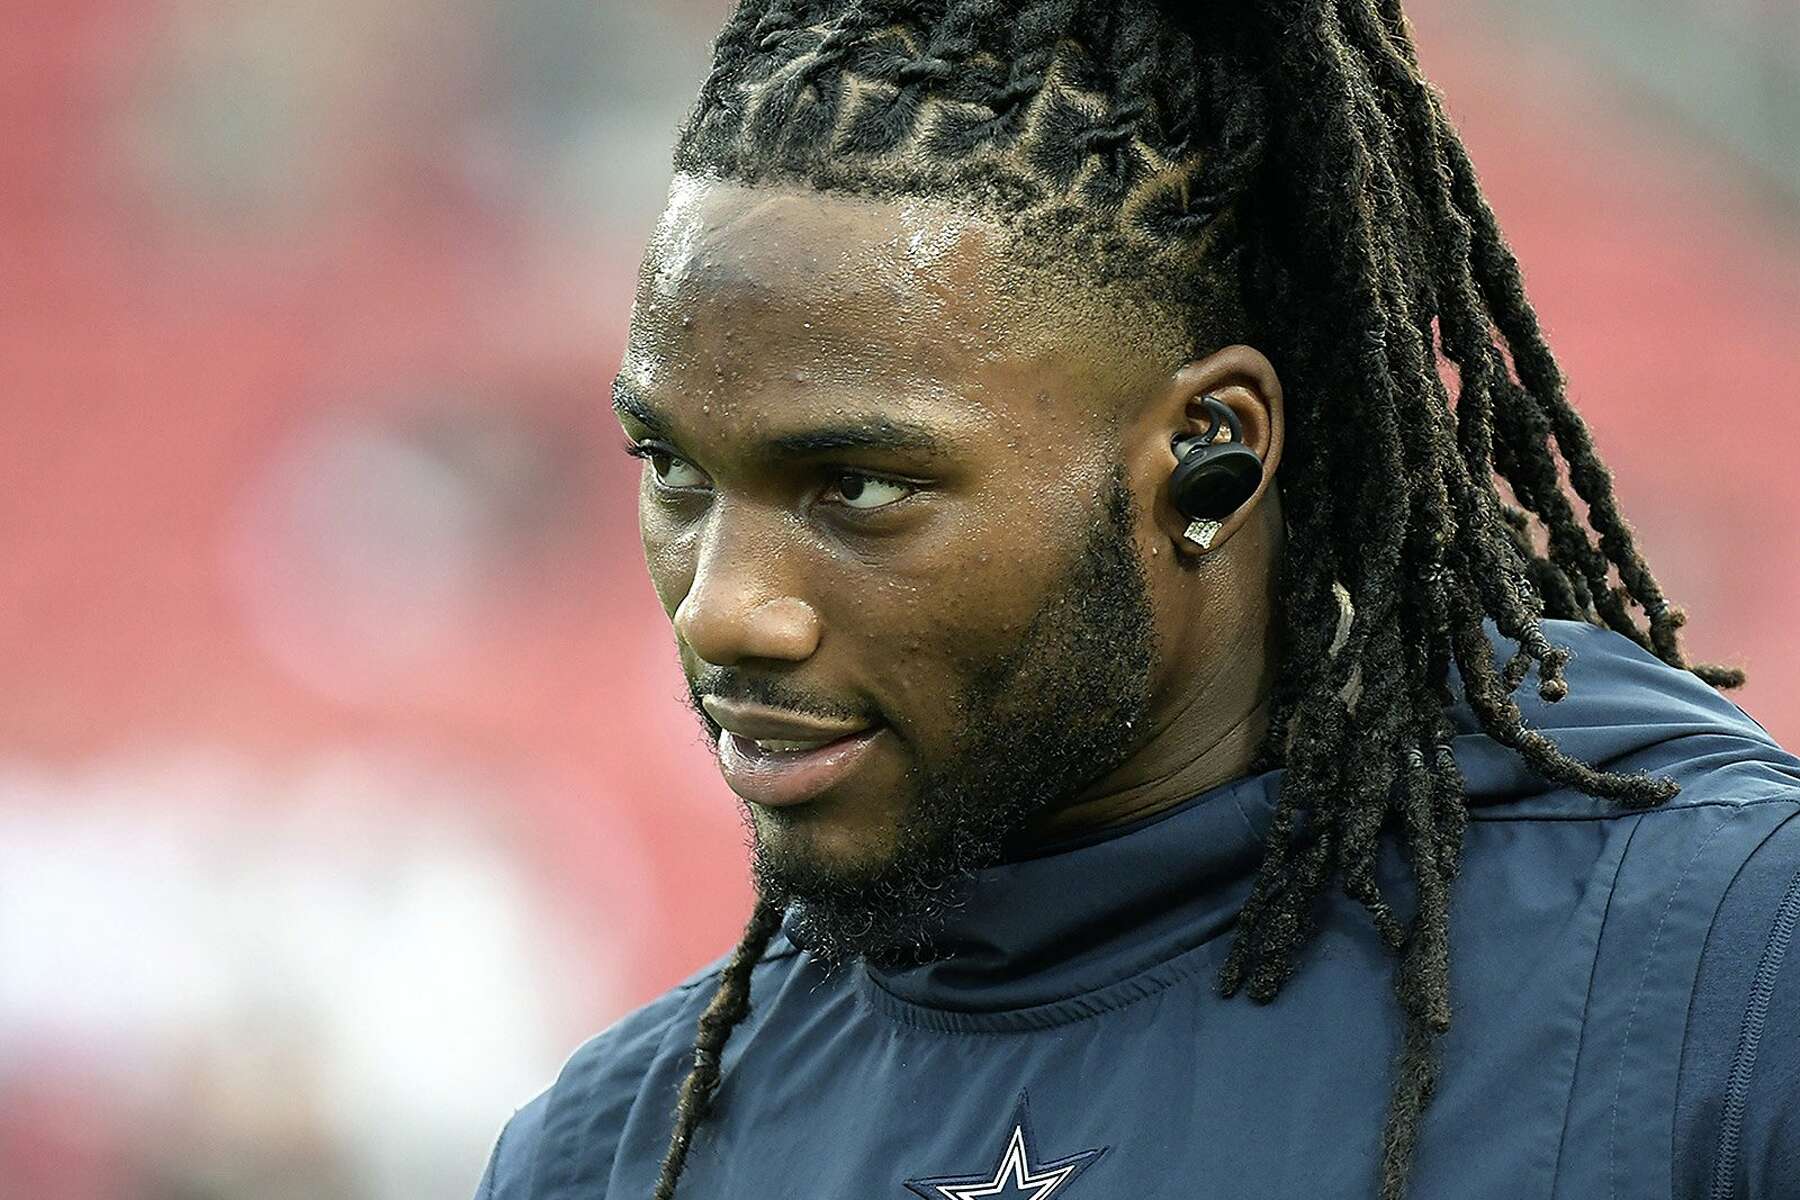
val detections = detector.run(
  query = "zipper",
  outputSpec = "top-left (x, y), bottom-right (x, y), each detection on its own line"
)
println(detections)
top-left (1708, 862), bottom-right (1800, 1199)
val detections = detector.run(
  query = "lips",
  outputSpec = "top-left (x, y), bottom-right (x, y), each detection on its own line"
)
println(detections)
top-left (716, 726), bottom-right (884, 807)
top-left (702, 695), bottom-right (867, 739)
top-left (702, 696), bottom-right (885, 807)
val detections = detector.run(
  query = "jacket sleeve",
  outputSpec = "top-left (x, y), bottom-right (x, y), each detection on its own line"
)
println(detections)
top-left (1676, 805), bottom-right (1800, 1199)
top-left (474, 1091), bottom-right (551, 1200)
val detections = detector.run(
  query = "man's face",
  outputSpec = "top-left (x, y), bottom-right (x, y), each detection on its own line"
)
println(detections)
top-left (614, 177), bottom-right (1191, 965)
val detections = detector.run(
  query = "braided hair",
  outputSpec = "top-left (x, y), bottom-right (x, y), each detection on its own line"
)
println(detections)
top-left (647, 2), bottom-right (1746, 1196)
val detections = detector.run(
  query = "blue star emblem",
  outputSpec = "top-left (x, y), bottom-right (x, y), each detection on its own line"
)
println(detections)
top-left (904, 1091), bottom-right (1107, 1200)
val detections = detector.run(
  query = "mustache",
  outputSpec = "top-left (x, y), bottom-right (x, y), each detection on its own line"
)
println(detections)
top-left (684, 666), bottom-right (879, 736)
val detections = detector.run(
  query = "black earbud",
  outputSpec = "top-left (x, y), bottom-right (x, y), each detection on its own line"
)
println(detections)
top-left (1169, 395), bottom-right (1264, 522)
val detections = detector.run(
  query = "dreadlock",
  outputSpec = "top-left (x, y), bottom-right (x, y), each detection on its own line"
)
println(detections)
top-left (649, 1), bottom-right (1746, 1196)
top-left (650, 899), bottom-right (783, 1200)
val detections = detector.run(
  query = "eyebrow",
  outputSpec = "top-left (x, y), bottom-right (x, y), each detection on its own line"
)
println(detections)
top-left (612, 377), bottom-right (951, 461)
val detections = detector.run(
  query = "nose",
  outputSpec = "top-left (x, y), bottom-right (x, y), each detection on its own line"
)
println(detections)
top-left (673, 513), bottom-right (822, 667)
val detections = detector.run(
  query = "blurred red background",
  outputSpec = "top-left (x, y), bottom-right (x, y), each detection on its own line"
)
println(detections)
top-left (2, 2), bottom-right (1797, 1196)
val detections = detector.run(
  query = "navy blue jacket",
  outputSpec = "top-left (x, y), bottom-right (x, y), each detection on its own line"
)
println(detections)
top-left (477, 621), bottom-right (1800, 1198)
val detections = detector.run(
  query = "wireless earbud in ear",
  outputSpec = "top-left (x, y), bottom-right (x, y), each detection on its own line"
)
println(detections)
top-left (1170, 395), bottom-right (1264, 550)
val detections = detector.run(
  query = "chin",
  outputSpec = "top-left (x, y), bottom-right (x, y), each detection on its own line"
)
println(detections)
top-left (748, 800), bottom-right (905, 883)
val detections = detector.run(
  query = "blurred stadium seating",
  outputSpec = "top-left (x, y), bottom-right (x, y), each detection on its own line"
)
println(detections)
top-left (1, 2), bottom-right (1795, 1195)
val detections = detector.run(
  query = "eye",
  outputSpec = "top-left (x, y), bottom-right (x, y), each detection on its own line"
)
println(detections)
top-left (823, 471), bottom-right (916, 511)
top-left (624, 440), bottom-right (709, 490)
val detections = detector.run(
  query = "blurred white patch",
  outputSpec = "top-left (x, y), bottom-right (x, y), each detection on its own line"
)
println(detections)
top-left (0, 744), bottom-right (618, 1200)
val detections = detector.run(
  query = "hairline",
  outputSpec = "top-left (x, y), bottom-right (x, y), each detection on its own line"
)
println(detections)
top-left (663, 165), bottom-right (1250, 381)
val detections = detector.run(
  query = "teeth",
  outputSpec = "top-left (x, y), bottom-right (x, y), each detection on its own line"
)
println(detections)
top-left (751, 737), bottom-right (833, 753)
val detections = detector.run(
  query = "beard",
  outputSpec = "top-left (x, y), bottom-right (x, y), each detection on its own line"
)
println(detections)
top-left (687, 466), bottom-right (1158, 972)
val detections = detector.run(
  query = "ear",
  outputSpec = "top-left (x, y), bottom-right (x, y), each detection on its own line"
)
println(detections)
top-left (1131, 344), bottom-right (1285, 557)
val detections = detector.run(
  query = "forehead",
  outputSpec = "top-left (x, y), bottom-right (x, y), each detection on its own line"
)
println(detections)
top-left (650, 175), bottom-right (1002, 301)
top-left (636, 176), bottom-right (1025, 364)
top-left (621, 174), bottom-right (1186, 413)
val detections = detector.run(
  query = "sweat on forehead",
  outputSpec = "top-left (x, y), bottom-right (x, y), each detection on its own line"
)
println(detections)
top-left (632, 173), bottom-right (1195, 394)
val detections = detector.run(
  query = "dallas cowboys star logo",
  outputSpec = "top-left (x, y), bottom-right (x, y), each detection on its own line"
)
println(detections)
top-left (903, 1091), bottom-right (1107, 1200)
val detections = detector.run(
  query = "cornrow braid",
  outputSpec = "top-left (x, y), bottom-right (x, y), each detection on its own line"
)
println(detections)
top-left (650, 2), bottom-right (1746, 1197)
top-left (925, 0), bottom-right (1063, 157)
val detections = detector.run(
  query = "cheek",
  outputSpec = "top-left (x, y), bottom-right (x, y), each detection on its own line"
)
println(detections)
top-left (637, 490), bottom-right (692, 619)
top-left (820, 534), bottom-right (1060, 734)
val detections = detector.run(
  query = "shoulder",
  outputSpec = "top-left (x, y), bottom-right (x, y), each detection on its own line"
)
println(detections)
top-left (476, 1089), bottom-right (551, 1200)
top-left (472, 931), bottom-right (804, 1199)
top-left (1454, 620), bottom-right (1800, 823)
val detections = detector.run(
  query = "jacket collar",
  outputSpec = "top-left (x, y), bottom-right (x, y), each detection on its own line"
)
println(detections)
top-left (851, 767), bottom-right (1282, 1012)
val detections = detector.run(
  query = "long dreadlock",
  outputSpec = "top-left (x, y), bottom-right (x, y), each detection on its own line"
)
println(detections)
top-left (645, 2), bottom-right (1746, 1197)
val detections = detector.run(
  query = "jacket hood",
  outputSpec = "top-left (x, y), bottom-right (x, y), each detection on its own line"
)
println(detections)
top-left (1445, 618), bottom-right (1788, 810)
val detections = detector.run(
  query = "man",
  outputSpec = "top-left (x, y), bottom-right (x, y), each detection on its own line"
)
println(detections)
top-left (478, 1), bottom-right (1800, 1197)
